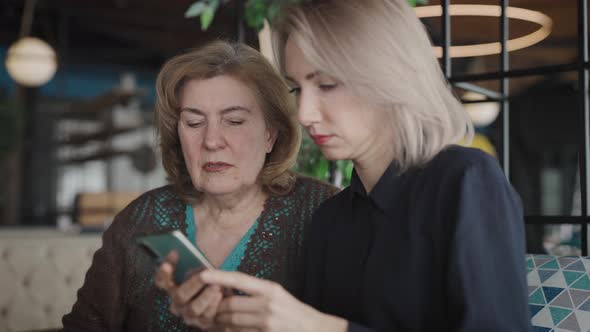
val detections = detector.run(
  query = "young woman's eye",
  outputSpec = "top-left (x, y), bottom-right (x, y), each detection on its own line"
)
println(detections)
top-left (319, 83), bottom-right (338, 91)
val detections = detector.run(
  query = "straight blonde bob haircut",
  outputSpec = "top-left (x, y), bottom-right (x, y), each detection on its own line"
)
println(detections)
top-left (155, 41), bottom-right (301, 201)
top-left (273, 0), bottom-right (474, 172)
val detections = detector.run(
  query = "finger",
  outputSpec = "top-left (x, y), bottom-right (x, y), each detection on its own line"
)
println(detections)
top-left (183, 285), bottom-right (222, 318)
top-left (164, 250), bottom-right (179, 264)
top-left (172, 273), bottom-right (208, 306)
top-left (216, 312), bottom-right (264, 328)
top-left (155, 262), bottom-right (176, 291)
top-left (182, 316), bottom-right (212, 329)
top-left (169, 301), bottom-right (180, 316)
top-left (202, 288), bottom-right (223, 321)
top-left (200, 270), bottom-right (279, 296)
top-left (212, 324), bottom-right (257, 332)
top-left (218, 325), bottom-right (258, 332)
top-left (155, 250), bottom-right (179, 290)
top-left (217, 295), bottom-right (269, 314)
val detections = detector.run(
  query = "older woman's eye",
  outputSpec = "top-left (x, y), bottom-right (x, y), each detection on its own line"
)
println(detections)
top-left (226, 119), bottom-right (245, 126)
top-left (187, 121), bottom-right (204, 128)
top-left (319, 83), bottom-right (338, 92)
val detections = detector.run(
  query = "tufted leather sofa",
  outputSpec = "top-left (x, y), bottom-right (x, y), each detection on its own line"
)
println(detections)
top-left (0, 228), bottom-right (101, 332)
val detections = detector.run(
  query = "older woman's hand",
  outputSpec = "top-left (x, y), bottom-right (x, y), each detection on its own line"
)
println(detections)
top-left (155, 251), bottom-right (224, 330)
top-left (199, 270), bottom-right (348, 332)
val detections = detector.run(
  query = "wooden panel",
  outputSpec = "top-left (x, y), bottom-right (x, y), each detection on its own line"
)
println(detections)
top-left (76, 192), bottom-right (140, 226)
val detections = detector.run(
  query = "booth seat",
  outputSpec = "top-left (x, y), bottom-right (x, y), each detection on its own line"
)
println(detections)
top-left (527, 254), bottom-right (590, 331)
top-left (0, 228), bottom-right (101, 332)
top-left (2, 229), bottom-right (589, 331)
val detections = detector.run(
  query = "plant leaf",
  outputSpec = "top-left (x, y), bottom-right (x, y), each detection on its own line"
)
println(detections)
top-left (200, 6), bottom-right (214, 30)
top-left (200, 0), bottom-right (219, 30)
top-left (244, 0), bottom-right (267, 31)
top-left (314, 158), bottom-right (330, 180)
top-left (267, 2), bottom-right (281, 23)
top-left (210, 0), bottom-right (220, 11)
top-left (185, 1), bottom-right (207, 18)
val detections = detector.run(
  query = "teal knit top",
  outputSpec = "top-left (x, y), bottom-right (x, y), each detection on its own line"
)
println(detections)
top-left (63, 175), bottom-right (338, 332)
top-left (185, 204), bottom-right (259, 272)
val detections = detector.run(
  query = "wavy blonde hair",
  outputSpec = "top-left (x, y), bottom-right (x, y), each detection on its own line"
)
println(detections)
top-left (273, 0), bottom-right (473, 171)
top-left (155, 41), bottom-right (301, 201)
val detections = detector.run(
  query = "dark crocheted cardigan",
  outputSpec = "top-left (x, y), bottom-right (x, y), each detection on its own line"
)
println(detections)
top-left (62, 176), bottom-right (337, 332)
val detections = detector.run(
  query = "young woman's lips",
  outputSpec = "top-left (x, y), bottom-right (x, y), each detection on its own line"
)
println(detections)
top-left (203, 162), bottom-right (232, 172)
top-left (311, 135), bottom-right (333, 145)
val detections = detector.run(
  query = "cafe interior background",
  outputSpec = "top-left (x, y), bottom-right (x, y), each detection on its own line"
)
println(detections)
top-left (0, 0), bottom-right (588, 330)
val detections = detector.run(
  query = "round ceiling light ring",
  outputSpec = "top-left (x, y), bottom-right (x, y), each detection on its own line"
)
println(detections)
top-left (414, 4), bottom-right (553, 58)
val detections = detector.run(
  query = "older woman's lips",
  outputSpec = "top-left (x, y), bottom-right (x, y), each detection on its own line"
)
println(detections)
top-left (310, 135), bottom-right (333, 145)
top-left (203, 162), bottom-right (232, 172)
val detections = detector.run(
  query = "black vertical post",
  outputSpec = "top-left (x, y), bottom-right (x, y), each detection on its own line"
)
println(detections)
top-left (578, 0), bottom-right (589, 255)
top-left (235, 0), bottom-right (245, 43)
top-left (500, 0), bottom-right (510, 179)
top-left (442, 0), bottom-right (451, 78)
top-left (58, 11), bottom-right (68, 96)
top-left (14, 0), bottom-right (58, 226)
top-left (18, 86), bottom-right (38, 224)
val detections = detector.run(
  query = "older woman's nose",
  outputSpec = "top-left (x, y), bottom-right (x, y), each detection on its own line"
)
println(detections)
top-left (203, 124), bottom-right (226, 150)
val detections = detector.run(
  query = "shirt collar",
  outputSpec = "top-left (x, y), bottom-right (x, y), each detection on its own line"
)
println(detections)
top-left (350, 161), bottom-right (403, 217)
top-left (350, 168), bottom-right (367, 197)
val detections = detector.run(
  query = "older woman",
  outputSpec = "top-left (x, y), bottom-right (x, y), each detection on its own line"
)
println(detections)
top-left (61, 41), bottom-right (337, 331)
top-left (197, 1), bottom-right (530, 331)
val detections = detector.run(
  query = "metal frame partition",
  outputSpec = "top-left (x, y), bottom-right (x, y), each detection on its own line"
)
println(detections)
top-left (439, 0), bottom-right (590, 255)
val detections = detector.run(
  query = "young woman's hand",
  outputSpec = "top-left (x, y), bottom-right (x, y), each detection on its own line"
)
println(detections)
top-left (154, 251), bottom-right (224, 329)
top-left (200, 270), bottom-right (347, 332)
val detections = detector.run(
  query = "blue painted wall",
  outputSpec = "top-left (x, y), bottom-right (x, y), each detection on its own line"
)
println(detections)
top-left (0, 47), bottom-right (157, 104)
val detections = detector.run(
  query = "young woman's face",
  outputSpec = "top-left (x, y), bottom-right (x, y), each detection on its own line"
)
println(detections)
top-left (284, 37), bottom-right (390, 162)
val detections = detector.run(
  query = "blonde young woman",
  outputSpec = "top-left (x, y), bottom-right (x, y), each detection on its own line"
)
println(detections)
top-left (190, 1), bottom-right (530, 331)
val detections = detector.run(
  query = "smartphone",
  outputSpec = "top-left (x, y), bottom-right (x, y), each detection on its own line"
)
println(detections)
top-left (137, 230), bottom-right (214, 284)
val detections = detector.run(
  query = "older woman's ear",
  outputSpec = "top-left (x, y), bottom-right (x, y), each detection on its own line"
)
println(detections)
top-left (266, 128), bottom-right (278, 153)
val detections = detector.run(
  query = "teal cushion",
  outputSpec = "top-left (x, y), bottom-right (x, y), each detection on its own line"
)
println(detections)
top-left (527, 254), bottom-right (590, 331)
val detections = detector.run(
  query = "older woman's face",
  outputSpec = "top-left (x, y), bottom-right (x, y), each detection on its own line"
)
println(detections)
top-left (178, 76), bottom-right (276, 196)
top-left (284, 38), bottom-right (389, 162)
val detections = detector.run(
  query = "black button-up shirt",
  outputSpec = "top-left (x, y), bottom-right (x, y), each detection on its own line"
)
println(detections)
top-left (302, 145), bottom-right (530, 331)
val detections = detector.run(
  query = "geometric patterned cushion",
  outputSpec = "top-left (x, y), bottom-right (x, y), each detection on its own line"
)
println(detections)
top-left (527, 254), bottom-right (590, 331)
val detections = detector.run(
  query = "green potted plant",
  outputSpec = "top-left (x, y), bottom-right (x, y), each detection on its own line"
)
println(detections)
top-left (186, 0), bottom-right (428, 31)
